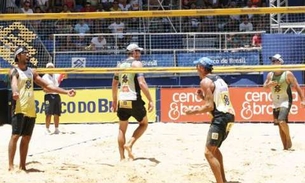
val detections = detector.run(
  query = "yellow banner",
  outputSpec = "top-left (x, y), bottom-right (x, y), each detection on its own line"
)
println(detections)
top-left (34, 88), bottom-right (156, 123)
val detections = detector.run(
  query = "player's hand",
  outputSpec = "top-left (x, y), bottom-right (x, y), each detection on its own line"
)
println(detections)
top-left (67, 89), bottom-right (76, 97)
top-left (185, 109), bottom-right (194, 115)
top-left (111, 102), bottom-right (117, 112)
top-left (148, 101), bottom-right (154, 113)
top-left (268, 81), bottom-right (278, 87)
top-left (196, 89), bottom-right (204, 100)
top-left (12, 91), bottom-right (19, 100)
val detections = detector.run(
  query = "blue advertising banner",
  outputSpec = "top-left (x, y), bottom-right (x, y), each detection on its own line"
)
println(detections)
top-left (176, 51), bottom-right (260, 67)
top-left (55, 54), bottom-right (175, 68)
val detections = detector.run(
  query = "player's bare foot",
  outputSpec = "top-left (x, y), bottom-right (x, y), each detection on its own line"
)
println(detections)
top-left (8, 166), bottom-right (14, 171)
top-left (124, 145), bottom-right (134, 160)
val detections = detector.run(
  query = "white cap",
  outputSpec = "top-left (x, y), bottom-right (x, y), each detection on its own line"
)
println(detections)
top-left (269, 54), bottom-right (284, 63)
top-left (46, 62), bottom-right (55, 68)
top-left (126, 43), bottom-right (143, 52)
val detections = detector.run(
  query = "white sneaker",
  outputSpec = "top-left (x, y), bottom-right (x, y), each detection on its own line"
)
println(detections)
top-left (54, 129), bottom-right (60, 134)
top-left (45, 129), bottom-right (52, 135)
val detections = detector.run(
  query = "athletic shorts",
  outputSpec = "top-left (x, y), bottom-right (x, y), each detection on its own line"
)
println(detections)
top-left (206, 113), bottom-right (235, 148)
top-left (11, 113), bottom-right (36, 136)
top-left (44, 94), bottom-right (61, 116)
top-left (273, 107), bottom-right (290, 122)
top-left (117, 100), bottom-right (147, 122)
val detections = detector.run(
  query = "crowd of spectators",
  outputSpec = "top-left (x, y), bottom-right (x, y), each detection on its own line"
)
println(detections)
top-left (0, 0), bottom-right (274, 52)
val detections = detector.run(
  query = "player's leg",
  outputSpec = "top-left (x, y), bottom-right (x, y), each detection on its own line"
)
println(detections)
top-left (278, 107), bottom-right (291, 150)
top-left (205, 124), bottom-right (225, 183)
top-left (117, 107), bottom-right (131, 161)
top-left (124, 103), bottom-right (148, 160)
top-left (19, 117), bottom-right (35, 170)
top-left (8, 114), bottom-right (22, 171)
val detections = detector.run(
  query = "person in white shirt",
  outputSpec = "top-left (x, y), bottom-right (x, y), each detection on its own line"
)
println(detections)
top-left (239, 15), bottom-right (253, 31)
top-left (129, 0), bottom-right (142, 10)
top-left (108, 19), bottom-right (125, 47)
top-left (42, 63), bottom-right (66, 135)
top-left (21, 1), bottom-right (34, 13)
top-left (90, 35), bottom-right (107, 50)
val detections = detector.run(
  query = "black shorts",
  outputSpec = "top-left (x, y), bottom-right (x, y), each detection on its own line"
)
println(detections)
top-left (11, 113), bottom-right (36, 136)
top-left (44, 94), bottom-right (61, 116)
top-left (273, 107), bottom-right (290, 121)
top-left (206, 113), bottom-right (235, 148)
top-left (117, 100), bottom-right (147, 122)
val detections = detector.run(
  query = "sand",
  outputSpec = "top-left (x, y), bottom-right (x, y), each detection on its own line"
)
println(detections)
top-left (0, 123), bottom-right (305, 183)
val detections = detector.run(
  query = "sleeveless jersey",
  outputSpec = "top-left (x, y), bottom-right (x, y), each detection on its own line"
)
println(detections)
top-left (118, 57), bottom-right (142, 101)
top-left (14, 67), bottom-right (36, 117)
top-left (271, 71), bottom-right (292, 108)
top-left (206, 75), bottom-right (235, 118)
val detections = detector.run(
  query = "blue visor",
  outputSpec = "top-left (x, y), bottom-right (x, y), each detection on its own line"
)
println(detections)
top-left (193, 57), bottom-right (214, 69)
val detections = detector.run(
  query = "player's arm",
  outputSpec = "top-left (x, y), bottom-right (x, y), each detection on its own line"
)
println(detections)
top-left (263, 72), bottom-right (277, 88)
top-left (186, 79), bottom-right (214, 114)
top-left (10, 68), bottom-right (19, 100)
top-left (32, 69), bottom-right (75, 96)
top-left (111, 64), bottom-right (120, 112)
top-left (112, 74), bottom-right (119, 107)
top-left (133, 61), bottom-right (154, 112)
top-left (287, 71), bottom-right (305, 104)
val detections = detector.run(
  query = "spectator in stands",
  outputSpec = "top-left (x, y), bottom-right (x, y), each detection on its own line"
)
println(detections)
top-left (239, 15), bottom-right (253, 31)
top-left (96, 3), bottom-right (105, 11)
top-left (49, 0), bottom-right (64, 12)
top-left (226, 34), bottom-right (241, 48)
top-left (108, 19), bottom-right (125, 47)
top-left (243, 0), bottom-right (257, 19)
top-left (101, 0), bottom-right (114, 11)
top-left (35, 0), bottom-right (49, 12)
top-left (21, 1), bottom-right (34, 13)
top-left (118, 0), bottom-right (131, 11)
top-left (80, 2), bottom-right (95, 12)
top-left (74, 19), bottom-right (90, 34)
top-left (63, 0), bottom-right (75, 10)
top-left (110, 0), bottom-right (122, 11)
top-left (32, 6), bottom-right (43, 30)
top-left (129, 0), bottom-right (142, 10)
top-left (88, 35), bottom-right (107, 50)
top-left (61, 4), bottom-right (72, 12)
top-left (252, 33), bottom-right (261, 47)
top-left (264, 54), bottom-right (305, 150)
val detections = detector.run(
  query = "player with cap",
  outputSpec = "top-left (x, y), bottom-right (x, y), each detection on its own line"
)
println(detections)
top-left (8, 46), bottom-right (76, 171)
top-left (42, 62), bottom-right (66, 135)
top-left (263, 54), bottom-right (305, 150)
top-left (185, 57), bottom-right (235, 183)
top-left (111, 43), bottom-right (154, 161)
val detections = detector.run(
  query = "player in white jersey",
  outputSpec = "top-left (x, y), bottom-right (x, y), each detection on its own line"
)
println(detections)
top-left (264, 54), bottom-right (305, 150)
top-left (111, 43), bottom-right (154, 161)
top-left (185, 57), bottom-right (235, 183)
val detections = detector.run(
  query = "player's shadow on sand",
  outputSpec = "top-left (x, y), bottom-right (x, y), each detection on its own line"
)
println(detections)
top-left (134, 157), bottom-right (160, 164)
top-left (26, 168), bottom-right (45, 173)
top-left (24, 161), bottom-right (45, 173)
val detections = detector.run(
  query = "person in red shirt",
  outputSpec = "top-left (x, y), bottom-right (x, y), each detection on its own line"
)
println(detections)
top-left (252, 33), bottom-right (261, 47)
